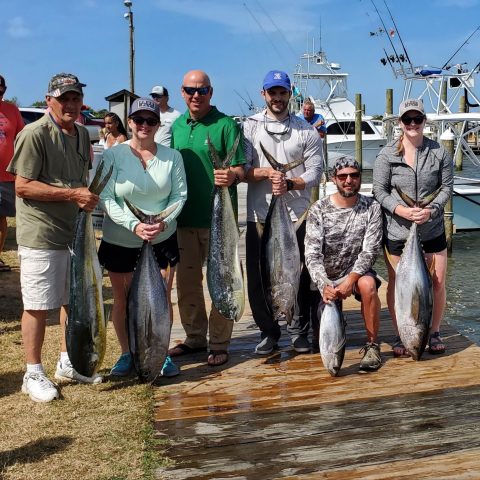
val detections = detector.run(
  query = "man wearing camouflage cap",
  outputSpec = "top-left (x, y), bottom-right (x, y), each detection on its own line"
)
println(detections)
top-left (7, 73), bottom-right (102, 402)
top-left (304, 156), bottom-right (383, 372)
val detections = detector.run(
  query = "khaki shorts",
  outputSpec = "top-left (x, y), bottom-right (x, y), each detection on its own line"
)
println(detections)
top-left (18, 246), bottom-right (70, 310)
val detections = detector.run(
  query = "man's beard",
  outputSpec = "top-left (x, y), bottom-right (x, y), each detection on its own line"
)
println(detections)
top-left (337, 185), bottom-right (360, 198)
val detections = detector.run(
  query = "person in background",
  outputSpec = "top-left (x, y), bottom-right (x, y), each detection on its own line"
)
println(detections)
top-left (150, 85), bottom-right (181, 147)
top-left (373, 98), bottom-right (453, 357)
top-left (0, 74), bottom-right (24, 271)
top-left (243, 70), bottom-right (323, 355)
top-left (98, 98), bottom-right (187, 378)
top-left (7, 73), bottom-right (101, 403)
top-left (168, 70), bottom-right (246, 367)
top-left (300, 100), bottom-right (327, 138)
top-left (305, 156), bottom-right (383, 372)
top-left (103, 112), bottom-right (128, 149)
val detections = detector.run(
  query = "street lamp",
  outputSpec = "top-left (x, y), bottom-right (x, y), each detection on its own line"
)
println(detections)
top-left (124, 0), bottom-right (135, 93)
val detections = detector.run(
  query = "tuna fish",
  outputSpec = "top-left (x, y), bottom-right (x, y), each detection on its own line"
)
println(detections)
top-left (393, 187), bottom-right (440, 361)
top-left (67, 160), bottom-right (113, 377)
top-left (259, 143), bottom-right (305, 324)
top-left (124, 199), bottom-right (180, 383)
top-left (206, 134), bottom-right (245, 322)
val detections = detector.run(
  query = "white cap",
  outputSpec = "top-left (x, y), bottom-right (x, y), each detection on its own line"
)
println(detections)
top-left (150, 85), bottom-right (168, 97)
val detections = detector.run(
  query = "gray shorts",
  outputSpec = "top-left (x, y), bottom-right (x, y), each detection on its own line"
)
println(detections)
top-left (18, 246), bottom-right (70, 310)
top-left (0, 182), bottom-right (15, 217)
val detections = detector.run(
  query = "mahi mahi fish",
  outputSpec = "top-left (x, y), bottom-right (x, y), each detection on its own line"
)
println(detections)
top-left (206, 134), bottom-right (245, 322)
top-left (125, 199), bottom-right (181, 382)
top-left (260, 143), bottom-right (305, 324)
top-left (393, 186), bottom-right (440, 361)
top-left (67, 159), bottom-right (113, 377)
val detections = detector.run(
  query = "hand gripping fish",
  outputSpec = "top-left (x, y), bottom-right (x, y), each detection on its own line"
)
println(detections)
top-left (67, 159), bottom-right (113, 377)
top-left (206, 134), bottom-right (245, 322)
top-left (391, 186), bottom-right (440, 361)
top-left (125, 199), bottom-right (181, 383)
top-left (259, 143), bottom-right (305, 325)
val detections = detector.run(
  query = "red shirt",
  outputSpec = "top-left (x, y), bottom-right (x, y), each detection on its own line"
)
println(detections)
top-left (0, 101), bottom-right (24, 182)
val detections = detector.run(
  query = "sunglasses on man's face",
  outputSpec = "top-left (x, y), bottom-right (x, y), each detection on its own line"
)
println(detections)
top-left (401, 115), bottom-right (425, 125)
top-left (182, 86), bottom-right (211, 96)
top-left (130, 116), bottom-right (159, 126)
top-left (152, 94), bottom-right (164, 100)
top-left (335, 172), bottom-right (361, 181)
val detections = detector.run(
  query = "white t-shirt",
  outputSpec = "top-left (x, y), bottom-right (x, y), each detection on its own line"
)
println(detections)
top-left (154, 107), bottom-right (181, 147)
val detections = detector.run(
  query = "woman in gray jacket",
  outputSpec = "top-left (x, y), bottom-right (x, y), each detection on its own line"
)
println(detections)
top-left (373, 99), bottom-right (453, 357)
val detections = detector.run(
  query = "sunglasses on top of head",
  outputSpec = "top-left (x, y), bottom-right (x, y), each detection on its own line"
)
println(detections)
top-left (130, 116), bottom-right (159, 126)
top-left (335, 172), bottom-right (360, 181)
top-left (401, 114), bottom-right (425, 125)
top-left (182, 86), bottom-right (211, 96)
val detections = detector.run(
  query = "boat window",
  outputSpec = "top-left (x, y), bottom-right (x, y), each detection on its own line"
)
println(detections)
top-left (327, 121), bottom-right (375, 135)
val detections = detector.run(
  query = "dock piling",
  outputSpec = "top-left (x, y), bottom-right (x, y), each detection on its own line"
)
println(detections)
top-left (355, 93), bottom-right (363, 168)
top-left (441, 129), bottom-right (455, 252)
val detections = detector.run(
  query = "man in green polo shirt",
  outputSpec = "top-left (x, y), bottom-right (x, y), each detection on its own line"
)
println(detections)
top-left (169, 69), bottom-right (246, 367)
top-left (7, 73), bottom-right (102, 403)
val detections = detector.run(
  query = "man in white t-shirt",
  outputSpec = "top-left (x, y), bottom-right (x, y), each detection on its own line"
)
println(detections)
top-left (150, 85), bottom-right (181, 147)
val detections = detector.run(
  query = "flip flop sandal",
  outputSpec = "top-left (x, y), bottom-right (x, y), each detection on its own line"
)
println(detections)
top-left (429, 332), bottom-right (446, 355)
top-left (168, 343), bottom-right (207, 357)
top-left (207, 350), bottom-right (229, 367)
top-left (392, 336), bottom-right (410, 358)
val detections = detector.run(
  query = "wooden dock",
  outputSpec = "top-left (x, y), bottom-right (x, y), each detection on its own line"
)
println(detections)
top-left (154, 282), bottom-right (480, 479)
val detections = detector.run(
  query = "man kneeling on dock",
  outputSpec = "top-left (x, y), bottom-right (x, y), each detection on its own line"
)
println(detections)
top-left (305, 156), bottom-right (383, 372)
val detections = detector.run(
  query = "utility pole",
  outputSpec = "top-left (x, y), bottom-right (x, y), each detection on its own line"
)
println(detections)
top-left (124, 0), bottom-right (135, 94)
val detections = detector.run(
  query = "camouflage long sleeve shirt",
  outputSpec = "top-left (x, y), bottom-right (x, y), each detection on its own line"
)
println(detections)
top-left (305, 194), bottom-right (383, 293)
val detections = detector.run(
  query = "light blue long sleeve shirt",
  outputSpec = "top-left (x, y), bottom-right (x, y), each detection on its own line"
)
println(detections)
top-left (99, 142), bottom-right (187, 248)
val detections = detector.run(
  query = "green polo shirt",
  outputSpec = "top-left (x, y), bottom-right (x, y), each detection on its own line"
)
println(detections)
top-left (171, 106), bottom-right (245, 228)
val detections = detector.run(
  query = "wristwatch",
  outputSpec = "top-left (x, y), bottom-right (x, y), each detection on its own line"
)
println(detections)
top-left (286, 179), bottom-right (294, 191)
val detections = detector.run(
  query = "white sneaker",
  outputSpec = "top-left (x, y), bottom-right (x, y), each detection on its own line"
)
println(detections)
top-left (22, 372), bottom-right (59, 403)
top-left (54, 358), bottom-right (103, 384)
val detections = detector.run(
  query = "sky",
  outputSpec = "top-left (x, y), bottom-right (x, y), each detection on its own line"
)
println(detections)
top-left (1, 0), bottom-right (480, 116)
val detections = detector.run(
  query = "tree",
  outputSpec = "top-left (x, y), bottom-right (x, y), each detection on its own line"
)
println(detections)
top-left (5, 96), bottom-right (20, 106)
top-left (31, 100), bottom-right (47, 108)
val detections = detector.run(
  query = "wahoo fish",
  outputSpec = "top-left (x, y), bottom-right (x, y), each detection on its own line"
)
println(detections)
top-left (206, 134), bottom-right (245, 322)
top-left (260, 143), bottom-right (305, 324)
top-left (67, 159), bottom-right (113, 377)
top-left (125, 199), bottom-right (180, 383)
top-left (393, 186), bottom-right (440, 361)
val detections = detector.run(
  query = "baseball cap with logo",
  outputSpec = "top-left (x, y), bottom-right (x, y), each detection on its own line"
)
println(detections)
top-left (262, 70), bottom-right (291, 91)
top-left (47, 73), bottom-right (86, 97)
top-left (129, 97), bottom-right (160, 118)
top-left (399, 98), bottom-right (425, 117)
top-left (150, 85), bottom-right (168, 97)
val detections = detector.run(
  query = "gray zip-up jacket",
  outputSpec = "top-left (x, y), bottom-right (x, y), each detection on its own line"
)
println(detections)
top-left (373, 137), bottom-right (453, 242)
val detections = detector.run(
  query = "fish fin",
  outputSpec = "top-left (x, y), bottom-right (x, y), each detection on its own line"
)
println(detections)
top-left (152, 200), bottom-right (183, 223)
top-left (259, 142), bottom-right (306, 173)
top-left (223, 133), bottom-right (241, 168)
top-left (428, 252), bottom-right (436, 277)
top-left (418, 187), bottom-right (442, 208)
top-left (395, 186), bottom-right (416, 207)
top-left (124, 198), bottom-right (149, 223)
top-left (294, 208), bottom-right (308, 231)
top-left (89, 159), bottom-right (105, 192)
top-left (207, 135), bottom-right (223, 170)
top-left (91, 164), bottom-right (114, 196)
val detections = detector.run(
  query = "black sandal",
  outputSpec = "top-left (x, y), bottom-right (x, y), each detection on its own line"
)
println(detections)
top-left (392, 336), bottom-right (410, 358)
top-left (168, 343), bottom-right (207, 357)
top-left (429, 332), bottom-right (445, 355)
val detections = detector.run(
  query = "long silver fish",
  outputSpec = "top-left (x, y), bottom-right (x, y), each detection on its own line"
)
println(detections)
top-left (67, 160), bottom-right (113, 377)
top-left (393, 187), bottom-right (440, 361)
top-left (260, 143), bottom-right (305, 324)
top-left (206, 134), bottom-right (245, 322)
top-left (125, 199), bottom-right (180, 383)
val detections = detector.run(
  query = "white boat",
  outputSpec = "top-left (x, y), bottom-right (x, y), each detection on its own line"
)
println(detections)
top-left (291, 46), bottom-right (387, 169)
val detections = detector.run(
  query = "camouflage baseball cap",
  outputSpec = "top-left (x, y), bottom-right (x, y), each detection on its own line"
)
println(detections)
top-left (332, 155), bottom-right (361, 176)
top-left (47, 73), bottom-right (86, 97)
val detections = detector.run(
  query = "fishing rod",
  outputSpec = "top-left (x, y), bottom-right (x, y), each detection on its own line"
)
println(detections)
top-left (441, 26), bottom-right (480, 70)
top-left (370, 0), bottom-right (404, 75)
top-left (382, 0), bottom-right (414, 72)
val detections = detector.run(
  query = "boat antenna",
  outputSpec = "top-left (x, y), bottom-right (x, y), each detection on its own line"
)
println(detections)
top-left (441, 26), bottom-right (480, 70)
top-left (370, 0), bottom-right (405, 76)
top-left (382, 0), bottom-right (414, 72)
